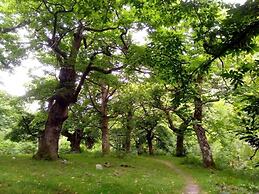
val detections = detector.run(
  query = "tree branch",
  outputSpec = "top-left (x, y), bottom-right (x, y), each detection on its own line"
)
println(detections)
top-left (107, 88), bottom-right (117, 100)
top-left (0, 21), bottom-right (28, 33)
top-left (84, 26), bottom-right (118, 32)
top-left (90, 65), bottom-right (124, 74)
top-left (73, 52), bottom-right (100, 101)
top-left (250, 147), bottom-right (258, 160)
top-left (87, 88), bottom-right (101, 113)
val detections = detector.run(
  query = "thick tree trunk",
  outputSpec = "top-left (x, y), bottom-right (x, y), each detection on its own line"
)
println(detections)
top-left (176, 132), bottom-right (185, 157)
top-left (34, 101), bottom-right (69, 160)
top-left (124, 110), bottom-right (133, 153)
top-left (101, 84), bottom-right (110, 154)
top-left (34, 67), bottom-right (76, 160)
top-left (193, 75), bottom-right (215, 168)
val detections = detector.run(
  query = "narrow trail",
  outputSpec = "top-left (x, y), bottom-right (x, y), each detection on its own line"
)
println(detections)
top-left (154, 159), bottom-right (202, 194)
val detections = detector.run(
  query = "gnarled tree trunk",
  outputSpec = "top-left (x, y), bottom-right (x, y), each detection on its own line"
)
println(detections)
top-left (193, 75), bottom-right (215, 168)
top-left (34, 67), bottom-right (76, 160)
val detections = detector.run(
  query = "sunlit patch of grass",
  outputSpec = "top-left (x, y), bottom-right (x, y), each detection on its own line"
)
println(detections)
top-left (0, 153), bottom-right (184, 194)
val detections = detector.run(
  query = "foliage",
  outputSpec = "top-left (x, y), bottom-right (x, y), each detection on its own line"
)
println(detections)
top-left (5, 111), bottom-right (46, 142)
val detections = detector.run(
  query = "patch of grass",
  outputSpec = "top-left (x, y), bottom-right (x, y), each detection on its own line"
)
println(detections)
top-left (0, 153), bottom-right (184, 194)
top-left (157, 155), bottom-right (259, 194)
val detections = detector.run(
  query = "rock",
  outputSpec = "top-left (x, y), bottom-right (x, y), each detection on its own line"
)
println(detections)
top-left (61, 159), bottom-right (68, 164)
top-left (96, 164), bottom-right (103, 170)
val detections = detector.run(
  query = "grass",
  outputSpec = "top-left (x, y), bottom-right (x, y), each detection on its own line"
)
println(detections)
top-left (156, 155), bottom-right (259, 194)
top-left (0, 153), bottom-right (258, 194)
top-left (0, 153), bottom-right (184, 194)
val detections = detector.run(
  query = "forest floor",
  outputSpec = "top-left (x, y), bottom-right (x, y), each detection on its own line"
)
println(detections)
top-left (0, 153), bottom-right (258, 194)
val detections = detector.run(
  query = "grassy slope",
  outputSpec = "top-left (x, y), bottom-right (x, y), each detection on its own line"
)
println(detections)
top-left (0, 153), bottom-right (184, 194)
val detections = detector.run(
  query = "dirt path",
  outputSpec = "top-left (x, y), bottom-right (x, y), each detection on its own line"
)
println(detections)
top-left (154, 159), bottom-right (202, 194)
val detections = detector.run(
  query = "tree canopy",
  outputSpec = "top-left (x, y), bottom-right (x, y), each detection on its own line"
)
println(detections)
top-left (0, 0), bottom-right (258, 170)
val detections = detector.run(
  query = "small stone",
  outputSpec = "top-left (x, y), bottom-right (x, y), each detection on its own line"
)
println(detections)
top-left (12, 157), bottom-right (16, 160)
top-left (96, 164), bottom-right (103, 170)
top-left (62, 159), bottom-right (68, 164)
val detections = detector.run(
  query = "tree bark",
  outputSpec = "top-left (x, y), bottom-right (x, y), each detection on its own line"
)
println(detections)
top-left (146, 131), bottom-right (154, 155)
top-left (124, 109), bottom-right (133, 153)
top-left (193, 75), bottom-right (215, 168)
top-left (100, 84), bottom-right (110, 154)
top-left (176, 132), bottom-right (185, 157)
top-left (34, 67), bottom-right (76, 160)
top-left (165, 110), bottom-right (186, 157)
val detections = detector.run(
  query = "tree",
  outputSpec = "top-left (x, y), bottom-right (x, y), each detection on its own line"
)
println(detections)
top-left (7, 0), bottom-right (135, 160)
top-left (87, 73), bottom-right (120, 154)
top-left (143, 0), bottom-right (258, 167)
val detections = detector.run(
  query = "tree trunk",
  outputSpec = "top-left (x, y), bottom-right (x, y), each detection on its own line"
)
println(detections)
top-left (165, 110), bottom-right (186, 157)
top-left (62, 128), bottom-right (83, 153)
top-left (136, 140), bottom-right (143, 155)
top-left (193, 75), bottom-right (215, 168)
top-left (101, 115), bottom-right (110, 154)
top-left (124, 110), bottom-right (133, 153)
top-left (146, 131), bottom-right (154, 155)
top-left (34, 101), bottom-right (68, 160)
top-left (101, 84), bottom-right (110, 154)
top-left (176, 132), bottom-right (185, 157)
top-left (85, 135), bottom-right (95, 149)
top-left (34, 67), bottom-right (76, 160)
